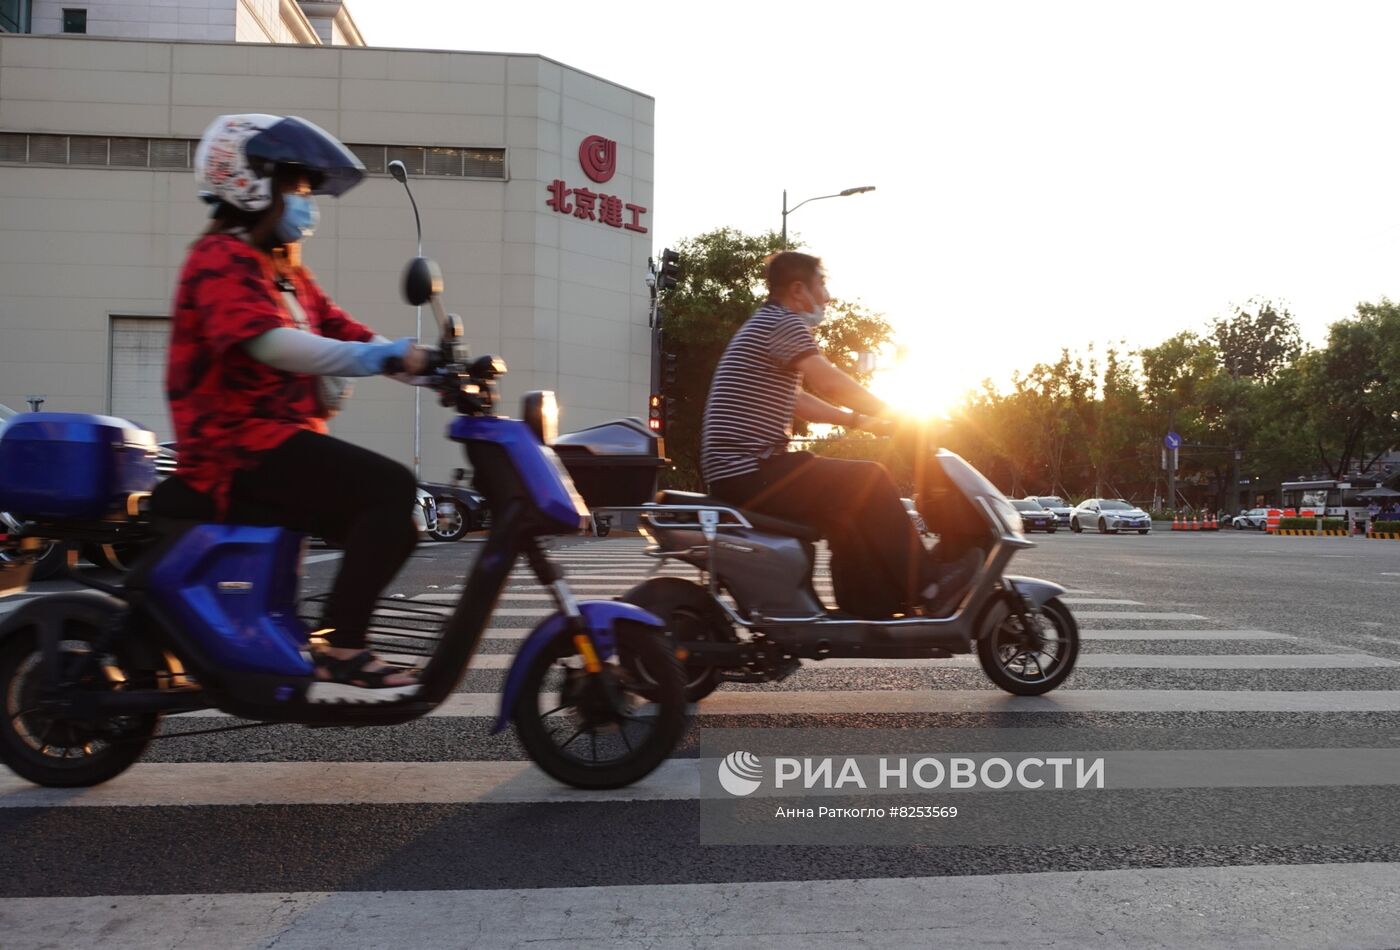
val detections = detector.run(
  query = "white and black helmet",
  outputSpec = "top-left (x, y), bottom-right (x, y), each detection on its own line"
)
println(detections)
top-left (193, 113), bottom-right (365, 213)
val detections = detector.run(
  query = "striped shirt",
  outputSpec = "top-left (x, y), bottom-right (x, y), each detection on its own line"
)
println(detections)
top-left (701, 302), bottom-right (821, 485)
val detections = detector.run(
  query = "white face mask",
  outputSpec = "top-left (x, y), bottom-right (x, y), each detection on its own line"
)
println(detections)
top-left (796, 281), bottom-right (827, 327)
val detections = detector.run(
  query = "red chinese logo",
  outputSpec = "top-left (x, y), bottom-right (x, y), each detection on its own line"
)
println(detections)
top-left (579, 135), bottom-right (616, 183)
top-left (546, 179), bottom-right (647, 233)
top-left (547, 134), bottom-right (645, 232)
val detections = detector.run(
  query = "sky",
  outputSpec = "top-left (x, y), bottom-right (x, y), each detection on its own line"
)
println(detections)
top-left (353, 0), bottom-right (1400, 413)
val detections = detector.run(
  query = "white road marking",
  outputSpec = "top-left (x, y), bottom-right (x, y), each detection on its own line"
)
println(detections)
top-left (795, 654), bottom-right (1398, 670)
top-left (6, 748), bottom-right (1400, 809)
top-left (6, 864), bottom-right (1400, 950)
top-left (1079, 629), bottom-right (1291, 640)
top-left (172, 689), bottom-right (1400, 719)
top-left (468, 627), bottom-right (1292, 643)
top-left (439, 652), bottom-right (1398, 671)
top-left (1070, 611), bottom-right (1207, 620)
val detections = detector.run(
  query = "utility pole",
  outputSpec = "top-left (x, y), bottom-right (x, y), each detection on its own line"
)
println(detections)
top-left (1231, 448), bottom-right (1243, 516)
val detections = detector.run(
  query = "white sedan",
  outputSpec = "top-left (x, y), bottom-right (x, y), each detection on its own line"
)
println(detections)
top-left (1232, 508), bottom-right (1270, 530)
top-left (1070, 499), bottom-right (1152, 535)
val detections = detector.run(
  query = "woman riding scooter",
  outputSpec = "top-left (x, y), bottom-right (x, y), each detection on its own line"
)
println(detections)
top-left (156, 113), bottom-right (429, 691)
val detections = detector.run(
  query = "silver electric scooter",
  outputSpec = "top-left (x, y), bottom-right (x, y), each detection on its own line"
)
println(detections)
top-left (619, 449), bottom-right (1080, 702)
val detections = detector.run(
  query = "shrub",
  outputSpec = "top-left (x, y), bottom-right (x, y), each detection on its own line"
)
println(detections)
top-left (1373, 521), bottom-right (1400, 534)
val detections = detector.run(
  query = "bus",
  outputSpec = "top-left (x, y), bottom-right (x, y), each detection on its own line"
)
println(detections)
top-left (1279, 478), bottom-right (1379, 521)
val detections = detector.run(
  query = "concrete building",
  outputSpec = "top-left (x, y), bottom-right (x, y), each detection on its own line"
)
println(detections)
top-left (14, 0), bottom-right (363, 46)
top-left (0, 23), bottom-right (656, 481)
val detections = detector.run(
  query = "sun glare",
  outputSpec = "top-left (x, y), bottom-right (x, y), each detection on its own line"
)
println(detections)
top-left (870, 348), bottom-right (974, 422)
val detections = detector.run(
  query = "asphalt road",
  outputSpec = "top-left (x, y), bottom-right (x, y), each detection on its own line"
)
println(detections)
top-left (2, 529), bottom-right (1400, 949)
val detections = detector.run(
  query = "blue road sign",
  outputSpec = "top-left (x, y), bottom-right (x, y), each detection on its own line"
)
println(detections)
top-left (1164, 431), bottom-right (1182, 449)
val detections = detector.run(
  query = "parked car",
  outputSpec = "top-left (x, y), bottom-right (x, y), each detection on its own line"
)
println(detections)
top-left (1071, 498), bottom-right (1152, 534)
top-left (1025, 495), bottom-right (1073, 527)
top-left (1232, 507), bottom-right (1270, 530)
top-left (1011, 498), bottom-right (1058, 533)
top-left (420, 468), bottom-right (489, 542)
top-left (901, 497), bottom-right (929, 535)
top-left (412, 487), bottom-right (438, 539)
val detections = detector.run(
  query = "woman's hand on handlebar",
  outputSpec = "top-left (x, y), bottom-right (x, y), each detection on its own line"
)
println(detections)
top-left (403, 344), bottom-right (434, 375)
top-left (382, 344), bottom-right (436, 378)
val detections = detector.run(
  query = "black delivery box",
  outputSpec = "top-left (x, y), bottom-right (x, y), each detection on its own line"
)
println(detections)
top-left (552, 418), bottom-right (666, 509)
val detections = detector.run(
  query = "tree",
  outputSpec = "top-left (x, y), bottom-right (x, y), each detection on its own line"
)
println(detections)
top-left (1210, 298), bottom-right (1303, 382)
top-left (655, 228), bottom-right (894, 489)
top-left (1296, 300), bottom-right (1400, 479)
top-left (1090, 346), bottom-right (1149, 498)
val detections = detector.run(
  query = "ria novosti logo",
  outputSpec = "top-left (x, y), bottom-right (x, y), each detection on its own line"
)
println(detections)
top-left (717, 751), bottom-right (763, 797)
top-left (715, 751), bottom-right (1106, 796)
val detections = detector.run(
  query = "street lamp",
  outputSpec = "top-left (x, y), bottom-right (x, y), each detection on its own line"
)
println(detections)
top-left (781, 185), bottom-right (875, 249)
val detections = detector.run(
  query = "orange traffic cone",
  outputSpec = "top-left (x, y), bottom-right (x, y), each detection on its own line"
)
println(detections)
top-left (1192, 516), bottom-right (1200, 531)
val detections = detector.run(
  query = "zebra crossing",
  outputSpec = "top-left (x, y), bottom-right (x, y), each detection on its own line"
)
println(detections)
top-left (2, 536), bottom-right (1400, 948)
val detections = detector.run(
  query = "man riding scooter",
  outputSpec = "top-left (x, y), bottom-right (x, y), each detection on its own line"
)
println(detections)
top-left (701, 251), bottom-right (975, 619)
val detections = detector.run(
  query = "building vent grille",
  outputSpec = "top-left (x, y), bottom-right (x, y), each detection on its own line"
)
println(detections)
top-left (109, 138), bottom-right (150, 167)
top-left (0, 133), bottom-right (508, 180)
top-left (68, 135), bottom-right (110, 165)
top-left (29, 134), bottom-right (68, 164)
top-left (0, 132), bottom-right (26, 163)
top-left (356, 144), bottom-right (506, 180)
top-left (149, 139), bottom-right (190, 169)
top-left (350, 144), bottom-right (385, 174)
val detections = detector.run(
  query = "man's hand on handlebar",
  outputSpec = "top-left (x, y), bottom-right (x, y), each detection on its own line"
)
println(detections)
top-left (852, 412), bottom-right (899, 436)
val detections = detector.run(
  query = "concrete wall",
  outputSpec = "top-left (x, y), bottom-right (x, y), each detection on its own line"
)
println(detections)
top-left (0, 34), bottom-right (656, 482)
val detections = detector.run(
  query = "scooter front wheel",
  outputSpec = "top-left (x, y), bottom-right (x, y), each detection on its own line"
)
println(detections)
top-left (977, 597), bottom-right (1079, 696)
top-left (0, 625), bottom-right (159, 787)
top-left (513, 621), bottom-right (688, 789)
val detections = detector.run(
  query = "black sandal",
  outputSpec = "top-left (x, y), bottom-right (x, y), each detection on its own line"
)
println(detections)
top-left (313, 650), bottom-right (419, 689)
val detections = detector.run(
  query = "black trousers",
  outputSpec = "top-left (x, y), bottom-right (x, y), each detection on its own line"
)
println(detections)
top-left (227, 431), bottom-right (419, 649)
top-left (710, 451), bottom-right (933, 618)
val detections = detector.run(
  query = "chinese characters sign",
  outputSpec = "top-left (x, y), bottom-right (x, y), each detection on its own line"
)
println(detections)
top-left (545, 134), bottom-right (647, 234)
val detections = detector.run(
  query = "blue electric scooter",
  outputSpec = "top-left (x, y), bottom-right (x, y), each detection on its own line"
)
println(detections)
top-left (0, 258), bottom-right (688, 791)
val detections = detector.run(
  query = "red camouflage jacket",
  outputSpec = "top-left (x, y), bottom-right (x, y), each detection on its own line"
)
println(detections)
top-left (166, 233), bottom-right (375, 515)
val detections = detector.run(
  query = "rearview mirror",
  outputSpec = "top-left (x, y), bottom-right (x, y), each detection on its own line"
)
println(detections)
top-left (403, 257), bottom-right (443, 307)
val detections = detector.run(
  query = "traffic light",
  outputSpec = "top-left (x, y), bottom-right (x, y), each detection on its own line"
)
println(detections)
top-left (662, 351), bottom-right (679, 391)
top-left (648, 393), bottom-right (664, 433)
top-left (659, 248), bottom-right (681, 291)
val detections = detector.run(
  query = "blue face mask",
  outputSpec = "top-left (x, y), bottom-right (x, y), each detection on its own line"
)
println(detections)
top-left (275, 193), bottom-right (319, 244)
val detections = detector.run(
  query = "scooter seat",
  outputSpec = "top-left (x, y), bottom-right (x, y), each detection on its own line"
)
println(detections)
top-left (653, 490), bottom-right (822, 542)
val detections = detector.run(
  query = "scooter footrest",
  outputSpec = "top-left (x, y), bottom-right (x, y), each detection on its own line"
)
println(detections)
top-left (298, 593), bottom-right (451, 659)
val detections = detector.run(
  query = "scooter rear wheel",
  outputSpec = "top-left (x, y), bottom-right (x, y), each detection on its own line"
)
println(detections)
top-left (977, 597), bottom-right (1079, 696)
top-left (0, 624), bottom-right (159, 787)
top-left (620, 577), bottom-right (733, 702)
top-left (512, 621), bottom-right (688, 789)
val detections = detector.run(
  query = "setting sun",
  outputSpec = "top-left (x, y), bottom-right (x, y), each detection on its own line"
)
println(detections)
top-left (869, 342), bottom-right (981, 421)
